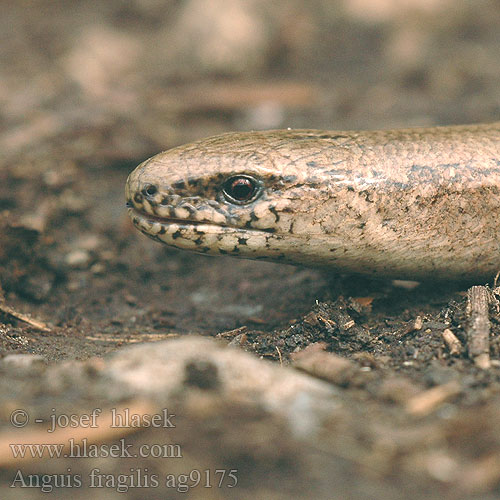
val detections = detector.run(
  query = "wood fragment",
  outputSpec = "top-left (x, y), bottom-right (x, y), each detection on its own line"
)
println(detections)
top-left (216, 326), bottom-right (248, 339)
top-left (414, 315), bottom-right (423, 330)
top-left (466, 285), bottom-right (491, 369)
top-left (227, 333), bottom-right (248, 347)
top-left (442, 328), bottom-right (462, 355)
top-left (276, 346), bottom-right (283, 366)
top-left (291, 341), bottom-right (328, 356)
top-left (406, 381), bottom-right (461, 416)
top-left (350, 296), bottom-right (374, 312)
top-left (85, 332), bottom-right (179, 343)
top-left (494, 270), bottom-right (500, 289)
top-left (397, 315), bottom-right (423, 339)
top-left (0, 301), bottom-right (51, 333)
top-left (293, 349), bottom-right (358, 386)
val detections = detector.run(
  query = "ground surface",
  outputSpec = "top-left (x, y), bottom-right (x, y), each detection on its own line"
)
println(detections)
top-left (1, 1), bottom-right (500, 498)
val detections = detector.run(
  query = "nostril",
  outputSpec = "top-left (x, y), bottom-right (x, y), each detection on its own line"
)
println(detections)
top-left (143, 184), bottom-right (158, 197)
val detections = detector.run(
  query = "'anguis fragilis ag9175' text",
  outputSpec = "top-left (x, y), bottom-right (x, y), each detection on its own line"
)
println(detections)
top-left (126, 122), bottom-right (500, 281)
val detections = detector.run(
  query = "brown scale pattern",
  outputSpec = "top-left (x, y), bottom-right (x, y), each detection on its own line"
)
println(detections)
top-left (126, 122), bottom-right (500, 281)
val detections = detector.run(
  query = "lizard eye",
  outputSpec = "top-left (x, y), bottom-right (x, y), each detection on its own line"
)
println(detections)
top-left (222, 175), bottom-right (259, 204)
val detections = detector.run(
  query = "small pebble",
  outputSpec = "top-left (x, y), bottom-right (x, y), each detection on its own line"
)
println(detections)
top-left (65, 249), bottom-right (91, 268)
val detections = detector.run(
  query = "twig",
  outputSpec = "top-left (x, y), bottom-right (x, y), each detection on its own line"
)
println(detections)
top-left (397, 315), bottom-right (423, 339)
top-left (406, 381), bottom-right (461, 416)
top-left (466, 286), bottom-right (491, 369)
top-left (442, 328), bottom-right (462, 356)
top-left (275, 346), bottom-right (283, 366)
top-left (0, 301), bottom-right (51, 332)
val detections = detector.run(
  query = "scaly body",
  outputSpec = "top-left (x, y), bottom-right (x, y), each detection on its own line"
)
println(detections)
top-left (126, 122), bottom-right (500, 281)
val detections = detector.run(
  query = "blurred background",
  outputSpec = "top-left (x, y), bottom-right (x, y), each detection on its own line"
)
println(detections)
top-left (2, 0), bottom-right (499, 164)
top-left (0, 0), bottom-right (499, 350)
top-left (0, 2), bottom-right (500, 499)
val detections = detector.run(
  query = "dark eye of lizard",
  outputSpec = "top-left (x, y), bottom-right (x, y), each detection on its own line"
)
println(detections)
top-left (222, 175), bottom-right (259, 204)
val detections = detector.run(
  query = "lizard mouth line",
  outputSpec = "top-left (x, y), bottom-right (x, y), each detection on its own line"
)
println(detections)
top-left (128, 207), bottom-right (278, 235)
top-left (129, 207), bottom-right (208, 226)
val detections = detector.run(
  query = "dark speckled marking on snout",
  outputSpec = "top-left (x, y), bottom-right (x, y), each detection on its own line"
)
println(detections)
top-left (249, 209), bottom-right (258, 222)
top-left (180, 203), bottom-right (196, 215)
top-left (134, 193), bottom-right (143, 203)
top-left (269, 206), bottom-right (280, 223)
top-left (172, 180), bottom-right (186, 190)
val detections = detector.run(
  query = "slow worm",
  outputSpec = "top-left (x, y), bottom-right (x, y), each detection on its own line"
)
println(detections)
top-left (126, 122), bottom-right (500, 281)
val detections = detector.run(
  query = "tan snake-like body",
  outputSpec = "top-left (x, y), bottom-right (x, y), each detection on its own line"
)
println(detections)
top-left (126, 122), bottom-right (500, 281)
